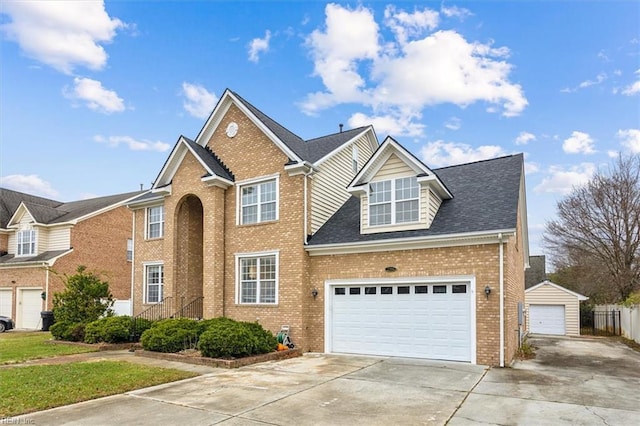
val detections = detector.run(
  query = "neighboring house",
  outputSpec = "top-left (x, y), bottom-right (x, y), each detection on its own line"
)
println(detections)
top-left (0, 188), bottom-right (142, 328)
top-left (128, 89), bottom-right (529, 367)
top-left (525, 280), bottom-right (588, 336)
top-left (525, 255), bottom-right (546, 289)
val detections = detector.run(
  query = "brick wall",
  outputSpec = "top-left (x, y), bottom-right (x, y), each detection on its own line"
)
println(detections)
top-left (307, 244), bottom-right (502, 366)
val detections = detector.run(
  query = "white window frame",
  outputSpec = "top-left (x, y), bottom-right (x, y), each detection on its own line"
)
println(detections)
top-left (126, 238), bottom-right (133, 262)
top-left (352, 146), bottom-right (359, 174)
top-left (235, 251), bottom-right (279, 305)
top-left (143, 262), bottom-right (164, 304)
top-left (369, 177), bottom-right (420, 226)
top-left (16, 229), bottom-right (36, 256)
top-left (145, 205), bottom-right (164, 239)
top-left (236, 174), bottom-right (279, 225)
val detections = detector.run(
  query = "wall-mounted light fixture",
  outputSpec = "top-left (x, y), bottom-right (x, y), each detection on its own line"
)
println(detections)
top-left (311, 288), bottom-right (318, 299)
top-left (484, 286), bottom-right (491, 300)
top-left (385, 266), bottom-right (397, 272)
top-left (41, 291), bottom-right (47, 300)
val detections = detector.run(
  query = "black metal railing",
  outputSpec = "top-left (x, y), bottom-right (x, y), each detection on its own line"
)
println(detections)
top-left (581, 310), bottom-right (621, 336)
top-left (173, 296), bottom-right (203, 320)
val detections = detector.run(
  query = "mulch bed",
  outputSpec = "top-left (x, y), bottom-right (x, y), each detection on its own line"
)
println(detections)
top-left (134, 347), bottom-right (303, 368)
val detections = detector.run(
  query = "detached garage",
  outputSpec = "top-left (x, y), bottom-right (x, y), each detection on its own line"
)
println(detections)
top-left (525, 280), bottom-right (588, 336)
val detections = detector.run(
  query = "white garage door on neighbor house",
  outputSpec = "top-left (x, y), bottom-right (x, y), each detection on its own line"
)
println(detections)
top-left (18, 288), bottom-right (43, 329)
top-left (326, 279), bottom-right (474, 362)
top-left (529, 304), bottom-right (566, 335)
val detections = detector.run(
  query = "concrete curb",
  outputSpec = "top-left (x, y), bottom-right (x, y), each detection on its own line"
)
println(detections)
top-left (134, 347), bottom-right (303, 368)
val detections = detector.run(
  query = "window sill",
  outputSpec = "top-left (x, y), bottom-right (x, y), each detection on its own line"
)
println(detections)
top-left (237, 220), bottom-right (279, 228)
top-left (235, 303), bottom-right (279, 307)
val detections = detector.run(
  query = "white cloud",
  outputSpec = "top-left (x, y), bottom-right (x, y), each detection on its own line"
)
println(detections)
top-left (440, 5), bottom-right (472, 20)
top-left (444, 117), bottom-right (462, 130)
top-left (562, 131), bottom-right (595, 154)
top-left (617, 128), bottom-right (640, 153)
top-left (301, 3), bottom-right (527, 132)
top-left (65, 77), bottom-right (125, 113)
top-left (1, 1), bottom-right (124, 74)
top-left (384, 5), bottom-right (439, 46)
top-left (181, 82), bottom-right (217, 119)
top-left (607, 150), bottom-right (619, 158)
top-left (94, 135), bottom-right (170, 152)
top-left (248, 30), bottom-right (271, 63)
top-left (621, 69), bottom-right (640, 95)
top-left (515, 131), bottom-right (536, 145)
top-left (578, 72), bottom-right (607, 88)
top-left (419, 140), bottom-right (506, 167)
top-left (349, 111), bottom-right (425, 137)
top-left (1, 174), bottom-right (59, 198)
top-left (534, 163), bottom-right (596, 194)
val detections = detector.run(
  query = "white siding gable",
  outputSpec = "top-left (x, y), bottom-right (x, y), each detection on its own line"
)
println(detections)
top-left (310, 134), bottom-right (375, 233)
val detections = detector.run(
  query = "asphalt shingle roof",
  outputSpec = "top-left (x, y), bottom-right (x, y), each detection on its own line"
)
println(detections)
top-left (0, 188), bottom-right (143, 228)
top-left (183, 137), bottom-right (234, 181)
top-left (231, 91), bottom-right (371, 164)
top-left (308, 154), bottom-right (524, 245)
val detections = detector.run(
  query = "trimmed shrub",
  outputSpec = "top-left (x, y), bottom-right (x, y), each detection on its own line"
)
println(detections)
top-left (140, 318), bottom-right (200, 353)
top-left (198, 321), bottom-right (256, 358)
top-left (242, 321), bottom-right (278, 354)
top-left (50, 321), bottom-right (86, 342)
top-left (196, 317), bottom-right (236, 336)
top-left (84, 316), bottom-right (137, 344)
top-left (198, 320), bottom-right (277, 358)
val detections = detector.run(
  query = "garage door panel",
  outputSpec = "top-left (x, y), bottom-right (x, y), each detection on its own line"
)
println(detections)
top-left (330, 283), bottom-right (471, 362)
top-left (530, 304), bottom-right (565, 335)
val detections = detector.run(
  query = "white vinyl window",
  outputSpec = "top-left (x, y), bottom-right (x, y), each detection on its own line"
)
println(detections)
top-left (126, 239), bottom-right (133, 262)
top-left (146, 206), bottom-right (164, 239)
top-left (144, 264), bottom-right (164, 303)
top-left (352, 146), bottom-right (359, 174)
top-left (369, 177), bottom-right (419, 226)
top-left (239, 178), bottom-right (278, 225)
top-left (236, 252), bottom-right (278, 304)
top-left (17, 229), bottom-right (36, 256)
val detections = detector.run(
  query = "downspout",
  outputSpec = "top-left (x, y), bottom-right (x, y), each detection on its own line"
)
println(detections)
top-left (45, 266), bottom-right (50, 310)
top-left (129, 212), bottom-right (136, 316)
top-left (498, 232), bottom-right (505, 367)
top-left (303, 172), bottom-right (310, 244)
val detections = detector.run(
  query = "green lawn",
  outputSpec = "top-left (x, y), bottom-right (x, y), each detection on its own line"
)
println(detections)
top-left (0, 361), bottom-right (197, 417)
top-left (0, 331), bottom-right (96, 364)
top-left (0, 332), bottom-right (198, 417)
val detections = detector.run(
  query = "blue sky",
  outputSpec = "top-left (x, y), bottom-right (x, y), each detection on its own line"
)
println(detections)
top-left (1, 1), bottom-right (639, 260)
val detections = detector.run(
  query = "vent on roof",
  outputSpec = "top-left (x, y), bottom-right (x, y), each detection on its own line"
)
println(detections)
top-left (339, 123), bottom-right (344, 133)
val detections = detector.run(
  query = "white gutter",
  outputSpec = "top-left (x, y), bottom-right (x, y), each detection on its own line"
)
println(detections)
top-left (498, 232), bottom-right (505, 368)
top-left (45, 267), bottom-right (50, 310)
top-left (303, 173), bottom-right (308, 243)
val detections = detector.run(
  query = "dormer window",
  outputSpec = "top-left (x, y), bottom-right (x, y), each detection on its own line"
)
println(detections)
top-left (369, 177), bottom-right (419, 226)
top-left (17, 229), bottom-right (36, 256)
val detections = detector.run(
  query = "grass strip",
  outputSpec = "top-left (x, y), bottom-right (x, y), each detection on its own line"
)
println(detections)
top-left (0, 332), bottom-right (97, 364)
top-left (0, 360), bottom-right (197, 417)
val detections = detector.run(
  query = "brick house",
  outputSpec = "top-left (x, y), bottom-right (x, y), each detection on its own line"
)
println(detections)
top-left (0, 188), bottom-right (141, 328)
top-left (128, 89), bottom-right (529, 367)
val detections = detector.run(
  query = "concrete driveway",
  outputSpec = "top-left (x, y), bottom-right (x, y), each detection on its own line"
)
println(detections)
top-left (449, 335), bottom-right (640, 425)
top-left (14, 336), bottom-right (640, 425)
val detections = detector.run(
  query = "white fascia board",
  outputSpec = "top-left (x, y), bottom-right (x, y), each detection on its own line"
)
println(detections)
top-left (416, 175), bottom-right (453, 200)
top-left (313, 127), bottom-right (375, 167)
top-left (194, 90), bottom-right (233, 146)
top-left (126, 193), bottom-right (167, 210)
top-left (519, 166), bottom-right (530, 268)
top-left (306, 229), bottom-right (517, 256)
top-left (284, 161), bottom-right (316, 176)
top-left (525, 280), bottom-right (589, 300)
top-left (201, 175), bottom-right (233, 188)
top-left (6, 202), bottom-right (31, 228)
top-left (0, 249), bottom-right (73, 269)
top-left (153, 138), bottom-right (187, 188)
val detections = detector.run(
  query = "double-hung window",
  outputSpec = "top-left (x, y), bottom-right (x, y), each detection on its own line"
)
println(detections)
top-left (147, 206), bottom-right (164, 239)
top-left (17, 229), bottom-right (36, 256)
top-left (369, 177), bottom-right (419, 226)
top-left (237, 253), bottom-right (278, 304)
top-left (240, 178), bottom-right (277, 225)
top-left (145, 264), bottom-right (164, 303)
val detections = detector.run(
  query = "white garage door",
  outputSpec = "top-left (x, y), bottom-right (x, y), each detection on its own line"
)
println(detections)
top-left (0, 289), bottom-right (12, 318)
top-left (18, 289), bottom-right (43, 329)
top-left (329, 282), bottom-right (472, 362)
top-left (529, 304), bottom-right (565, 335)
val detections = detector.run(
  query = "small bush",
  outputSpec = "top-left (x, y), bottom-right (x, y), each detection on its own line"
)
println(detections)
top-left (130, 317), bottom-right (155, 341)
top-left (198, 321), bottom-right (256, 358)
top-left (50, 321), bottom-right (86, 342)
top-left (198, 320), bottom-right (277, 358)
top-left (84, 316), bottom-right (137, 344)
top-left (196, 317), bottom-right (236, 335)
top-left (140, 318), bottom-right (200, 353)
top-left (242, 321), bottom-right (278, 354)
